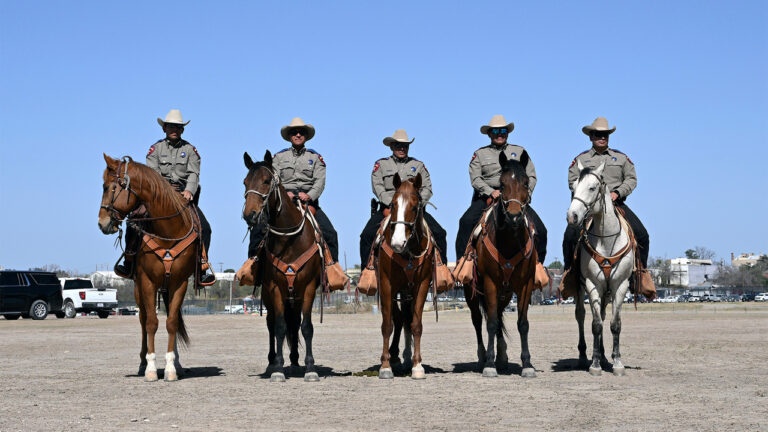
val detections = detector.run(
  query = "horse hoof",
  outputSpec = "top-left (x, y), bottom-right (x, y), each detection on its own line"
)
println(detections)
top-left (411, 365), bottom-right (426, 380)
top-left (137, 365), bottom-right (147, 376)
top-left (304, 372), bottom-right (320, 382)
top-left (270, 372), bottom-right (286, 382)
top-left (521, 368), bottom-right (536, 378)
top-left (482, 367), bottom-right (498, 378)
top-left (164, 370), bottom-right (178, 382)
top-left (144, 371), bottom-right (158, 382)
top-left (613, 366), bottom-right (626, 376)
top-left (379, 368), bottom-right (394, 379)
top-left (589, 367), bottom-right (602, 376)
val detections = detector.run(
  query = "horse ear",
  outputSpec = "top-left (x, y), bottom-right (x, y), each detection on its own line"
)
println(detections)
top-left (413, 172), bottom-right (422, 190)
top-left (499, 151), bottom-right (508, 168)
top-left (393, 173), bottom-right (402, 189)
top-left (519, 150), bottom-right (530, 169)
top-left (264, 150), bottom-right (273, 168)
top-left (577, 159), bottom-right (584, 172)
top-left (103, 153), bottom-right (118, 168)
top-left (595, 161), bottom-right (605, 176)
top-left (244, 152), bottom-right (254, 169)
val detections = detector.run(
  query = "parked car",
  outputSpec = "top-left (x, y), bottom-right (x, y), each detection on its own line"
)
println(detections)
top-left (688, 296), bottom-right (701, 302)
top-left (59, 278), bottom-right (118, 319)
top-left (724, 295), bottom-right (740, 302)
top-left (1, 270), bottom-right (63, 320)
top-left (755, 293), bottom-right (768, 302)
top-left (663, 295), bottom-right (680, 303)
top-left (677, 294), bottom-right (692, 303)
top-left (741, 293), bottom-right (756, 302)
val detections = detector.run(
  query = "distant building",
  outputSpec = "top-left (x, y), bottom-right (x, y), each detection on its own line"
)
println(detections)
top-left (670, 258), bottom-right (716, 287)
top-left (731, 252), bottom-right (766, 267)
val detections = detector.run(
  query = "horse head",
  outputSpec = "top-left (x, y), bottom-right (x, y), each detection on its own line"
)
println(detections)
top-left (389, 172), bottom-right (423, 254)
top-left (243, 150), bottom-right (279, 227)
top-left (498, 152), bottom-right (530, 229)
top-left (98, 154), bottom-right (142, 234)
top-left (567, 160), bottom-right (606, 226)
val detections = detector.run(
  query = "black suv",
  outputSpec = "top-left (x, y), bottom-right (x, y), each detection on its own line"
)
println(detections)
top-left (0, 270), bottom-right (63, 320)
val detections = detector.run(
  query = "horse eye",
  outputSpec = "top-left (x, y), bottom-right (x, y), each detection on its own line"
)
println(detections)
top-left (102, 185), bottom-right (108, 192)
top-left (589, 186), bottom-right (596, 191)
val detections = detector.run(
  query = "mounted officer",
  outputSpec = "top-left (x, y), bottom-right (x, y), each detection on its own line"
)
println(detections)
top-left (359, 129), bottom-right (448, 266)
top-left (115, 109), bottom-right (215, 284)
top-left (455, 115), bottom-right (549, 288)
top-left (560, 117), bottom-right (652, 296)
top-left (247, 117), bottom-right (340, 264)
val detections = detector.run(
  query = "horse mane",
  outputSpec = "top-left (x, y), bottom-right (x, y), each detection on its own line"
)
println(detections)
top-left (578, 167), bottom-right (594, 181)
top-left (126, 161), bottom-right (193, 226)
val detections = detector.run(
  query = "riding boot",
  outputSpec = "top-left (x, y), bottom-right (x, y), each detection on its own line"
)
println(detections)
top-left (114, 256), bottom-right (134, 279)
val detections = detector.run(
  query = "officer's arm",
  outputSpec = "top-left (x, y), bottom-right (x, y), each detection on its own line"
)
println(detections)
top-left (418, 163), bottom-right (433, 202)
top-left (307, 155), bottom-right (325, 201)
top-left (616, 157), bottom-right (637, 199)
top-left (568, 159), bottom-right (580, 192)
top-left (524, 153), bottom-right (537, 195)
top-left (371, 162), bottom-right (391, 205)
top-left (185, 147), bottom-right (200, 196)
top-left (469, 152), bottom-right (494, 196)
top-left (146, 145), bottom-right (160, 171)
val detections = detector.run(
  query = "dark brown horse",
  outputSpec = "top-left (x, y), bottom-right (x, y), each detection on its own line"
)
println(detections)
top-left (464, 153), bottom-right (538, 378)
top-left (242, 151), bottom-right (324, 382)
top-left (98, 154), bottom-right (197, 381)
top-left (377, 173), bottom-right (434, 379)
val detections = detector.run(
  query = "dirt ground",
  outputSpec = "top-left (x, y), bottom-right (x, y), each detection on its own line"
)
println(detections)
top-left (1, 303), bottom-right (766, 431)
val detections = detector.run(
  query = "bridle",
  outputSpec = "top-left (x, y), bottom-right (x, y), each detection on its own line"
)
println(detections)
top-left (244, 166), bottom-right (307, 237)
top-left (571, 171), bottom-right (606, 223)
top-left (101, 156), bottom-right (140, 224)
top-left (388, 191), bottom-right (429, 258)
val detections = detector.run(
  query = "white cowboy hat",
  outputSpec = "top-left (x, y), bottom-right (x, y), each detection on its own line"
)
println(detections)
top-left (280, 117), bottom-right (316, 141)
top-left (480, 114), bottom-right (515, 134)
top-left (157, 109), bottom-right (190, 128)
top-left (582, 117), bottom-right (616, 136)
top-left (383, 129), bottom-right (415, 146)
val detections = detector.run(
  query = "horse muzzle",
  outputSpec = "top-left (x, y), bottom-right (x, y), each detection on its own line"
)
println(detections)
top-left (98, 216), bottom-right (119, 234)
top-left (244, 211), bottom-right (260, 227)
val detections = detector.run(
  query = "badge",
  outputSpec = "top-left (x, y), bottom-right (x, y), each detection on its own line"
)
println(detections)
top-left (411, 166), bottom-right (416, 172)
top-left (147, 145), bottom-right (155, 156)
top-left (511, 152), bottom-right (517, 158)
top-left (181, 152), bottom-right (187, 158)
top-left (309, 159), bottom-right (314, 165)
top-left (612, 157), bottom-right (617, 161)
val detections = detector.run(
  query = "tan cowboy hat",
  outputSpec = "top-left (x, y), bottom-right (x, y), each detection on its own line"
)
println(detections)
top-left (383, 129), bottom-right (415, 146)
top-left (480, 114), bottom-right (515, 135)
top-left (280, 117), bottom-right (315, 141)
top-left (157, 109), bottom-right (190, 128)
top-left (582, 117), bottom-right (616, 136)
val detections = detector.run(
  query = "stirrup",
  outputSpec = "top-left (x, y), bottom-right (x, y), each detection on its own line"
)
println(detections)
top-left (200, 270), bottom-right (216, 286)
top-left (114, 261), bottom-right (133, 279)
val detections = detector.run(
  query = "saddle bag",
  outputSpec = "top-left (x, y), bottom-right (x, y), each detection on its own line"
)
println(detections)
top-left (558, 268), bottom-right (579, 299)
top-left (323, 244), bottom-right (349, 292)
top-left (235, 257), bottom-right (257, 287)
top-left (433, 251), bottom-right (454, 294)
top-left (636, 268), bottom-right (657, 300)
top-left (357, 249), bottom-right (378, 296)
top-left (452, 244), bottom-right (476, 285)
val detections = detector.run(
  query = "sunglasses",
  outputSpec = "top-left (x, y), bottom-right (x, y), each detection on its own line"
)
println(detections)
top-left (490, 128), bottom-right (508, 135)
top-left (392, 142), bottom-right (410, 150)
top-left (289, 128), bottom-right (305, 136)
top-left (592, 131), bottom-right (610, 139)
top-left (165, 123), bottom-right (183, 130)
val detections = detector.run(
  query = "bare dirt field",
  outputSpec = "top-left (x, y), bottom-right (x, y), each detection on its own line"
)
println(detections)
top-left (1, 303), bottom-right (766, 431)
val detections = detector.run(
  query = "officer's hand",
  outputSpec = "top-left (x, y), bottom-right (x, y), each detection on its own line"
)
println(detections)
top-left (610, 192), bottom-right (619, 202)
top-left (298, 192), bottom-right (311, 202)
top-left (287, 191), bottom-right (295, 199)
top-left (491, 190), bottom-right (501, 200)
top-left (182, 190), bottom-right (194, 201)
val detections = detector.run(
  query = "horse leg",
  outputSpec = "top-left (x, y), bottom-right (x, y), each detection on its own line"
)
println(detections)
top-left (301, 282), bottom-right (319, 382)
top-left (466, 284), bottom-right (486, 367)
top-left (585, 279), bottom-right (604, 376)
top-left (389, 302), bottom-right (403, 366)
top-left (495, 306), bottom-right (508, 370)
top-left (518, 280), bottom-right (536, 378)
top-left (266, 306), bottom-right (276, 368)
top-left (135, 279), bottom-right (148, 376)
top-left (270, 290), bottom-right (287, 382)
top-left (599, 299), bottom-right (610, 369)
top-left (401, 304), bottom-right (413, 370)
top-left (410, 281), bottom-right (429, 380)
top-left (575, 286), bottom-right (588, 368)
top-left (139, 276), bottom-right (159, 382)
top-left (163, 280), bottom-right (188, 382)
top-left (379, 278), bottom-right (395, 380)
top-left (287, 305), bottom-right (300, 369)
top-left (482, 278), bottom-right (500, 378)
top-left (611, 278), bottom-right (630, 376)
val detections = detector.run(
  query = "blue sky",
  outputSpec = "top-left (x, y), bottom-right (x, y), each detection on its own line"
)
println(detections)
top-left (1, 1), bottom-right (766, 273)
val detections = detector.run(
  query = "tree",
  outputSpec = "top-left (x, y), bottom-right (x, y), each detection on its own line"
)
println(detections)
top-left (693, 246), bottom-right (716, 261)
top-left (649, 257), bottom-right (672, 286)
top-left (224, 268), bottom-right (235, 273)
top-left (547, 259), bottom-right (563, 269)
top-left (684, 249), bottom-right (699, 259)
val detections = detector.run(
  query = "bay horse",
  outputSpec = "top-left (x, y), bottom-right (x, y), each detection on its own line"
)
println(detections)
top-left (567, 160), bottom-right (635, 376)
top-left (464, 153), bottom-right (538, 378)
top-left (242, 151), bottom-right (324, 382)
top-left (377, 173), bottom-right (434, 379)
top-left (98, 154), bottom-right (197, 381)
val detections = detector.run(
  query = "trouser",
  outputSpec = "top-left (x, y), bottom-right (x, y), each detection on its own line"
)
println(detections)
top-left (562, 202), bottom-right (649, 270)
top-left (455, 198), bottom-right (547, 264)
top-left (359, 209), bottom-right (448, 265)
top-left (125, 205), bottom-right (211, 257)
top-left (247, 204), bottom-right (339, 262)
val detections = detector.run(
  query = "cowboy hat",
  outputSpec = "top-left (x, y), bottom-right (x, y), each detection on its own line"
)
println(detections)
top-left (582, 117), bottom-right (616, 136)
top-left (157, 109), bottom-right (190, 128)
top-left (383, 129), bottom-right (415, 146)
top-left (480, 114), bottom-right (515, 134)
top-left (280, 117), bottom-right (315, 141)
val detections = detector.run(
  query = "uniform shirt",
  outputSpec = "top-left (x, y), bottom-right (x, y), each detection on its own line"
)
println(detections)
top-left (146, 139), bottom-right (201, 195)
top-left (568, 147), bottom-right (637, 199)
top-left (371, 155), bottom-right (433, 206)
top-left (469, 143), bottom-right (537, 196)
top-left (273, 146), bottom-right (326, 201)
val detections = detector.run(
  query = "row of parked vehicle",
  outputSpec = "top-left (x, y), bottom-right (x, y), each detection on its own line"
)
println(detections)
top-left (654, 293), bottom-right (768, 303)
top-left (0, 270), bottom-right (118, 320)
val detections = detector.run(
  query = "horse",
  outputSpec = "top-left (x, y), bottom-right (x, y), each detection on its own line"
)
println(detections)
top-left (566, 160), bottom-right (635, 376)
top-left (98, 154), bottom-right (198, 381)
top-left (242, 150), bottom-right (325, 382)
top-left (464, 153), bottom-right (538, 378)
top-left (376, 173), bottom-right (435, 379)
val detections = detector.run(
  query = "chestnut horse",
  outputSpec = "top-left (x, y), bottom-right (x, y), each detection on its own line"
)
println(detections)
top-left (98, 154), bottom-right (197, 381)
top-left (464, 153), bottom-right (538, 378)
top-left (242, 151), bottom-right (324, 382)
top-left (377, 173), bottom-right (434, 379)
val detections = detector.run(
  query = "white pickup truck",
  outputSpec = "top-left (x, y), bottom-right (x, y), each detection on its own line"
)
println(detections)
top-left (58, 278), bottom-right (118, 319)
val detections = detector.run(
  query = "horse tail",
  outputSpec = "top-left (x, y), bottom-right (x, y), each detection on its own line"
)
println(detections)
top-left (161, 290), bottom-right (190, 349)
top-left (477, 297), bottom-right (510, 338)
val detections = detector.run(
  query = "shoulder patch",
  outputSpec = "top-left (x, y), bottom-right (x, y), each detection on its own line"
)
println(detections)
top-left (373, 161), bottom-right (381, 173)
top-left (471, 152), bottom-right (477, 163)
top-left (147, 145), bottom-right (155, 156)
top-left (192, 146), bottom-right (199, 157)
top-left (306, 148), bottom-right (325, 165)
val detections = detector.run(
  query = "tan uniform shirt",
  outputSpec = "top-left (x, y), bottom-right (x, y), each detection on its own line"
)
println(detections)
top-left (273, 146), bottom-right (326, 201)
top-left (568, 147), bottom-right (637, 199)
top-left (371, 156), bottom-right (432, 206)
top-left (469, 144), bottom-right (537, 196)
top-left (146, 139), bottom-right (201, 195)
